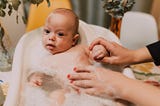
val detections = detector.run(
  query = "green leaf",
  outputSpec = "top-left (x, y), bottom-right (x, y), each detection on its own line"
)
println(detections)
top-left (8, 4), bottom-right (13, 16)
top-left (22, 16), bottom-right (27, 24)
top-left (0, 9), bottom-right (5, 17)
top-left (46, 0), bottom-right (50, 7)
top-left (16, 15), bottom-right (19, 24)
top-left (0, 26), bottom-right (4, 40)
top-left (30, 0), bottom-right (44, 5)
top-left (11, 0), bottom-right (21, 11)
top-left (0, 0), bottom-right (6, 9)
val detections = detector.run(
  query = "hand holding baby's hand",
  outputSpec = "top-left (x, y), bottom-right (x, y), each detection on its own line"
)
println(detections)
top-left (90, 45), bottom-right (108, 61)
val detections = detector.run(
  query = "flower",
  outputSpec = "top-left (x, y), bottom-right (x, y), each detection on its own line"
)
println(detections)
top-left (102, 0), bottom-right (135, 18)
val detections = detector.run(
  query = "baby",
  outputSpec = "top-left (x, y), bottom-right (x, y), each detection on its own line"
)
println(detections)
top-left (26, 8), bottom-right (124, 106)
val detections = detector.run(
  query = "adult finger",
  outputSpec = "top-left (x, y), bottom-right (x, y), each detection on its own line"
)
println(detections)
top-left (89, 37), bottom-right (106, 50)
top-left (73, 66), bottom-right (91, 73)
top-left (69, 73), bottom-right (93, 80)
top-left (73, 65), bottom-right (97, 73)
top-left (72, 80), bottom-right (94, 88)
top-left (100, 56), bottom-right (118, 65)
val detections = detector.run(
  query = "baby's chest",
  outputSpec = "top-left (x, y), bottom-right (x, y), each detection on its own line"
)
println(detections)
top-left (41, 53), bottom-right (79, 80)
top-left (49, 54), bottom-right (77, 71)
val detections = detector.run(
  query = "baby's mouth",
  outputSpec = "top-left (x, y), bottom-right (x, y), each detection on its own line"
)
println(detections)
top-left (46, 44), bottom-right (56, 49)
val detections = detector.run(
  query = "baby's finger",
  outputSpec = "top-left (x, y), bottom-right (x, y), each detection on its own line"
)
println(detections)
top-left (94, 53), bottom-right (105, 60)
top-left (92, 50), bottom-right (101, 57)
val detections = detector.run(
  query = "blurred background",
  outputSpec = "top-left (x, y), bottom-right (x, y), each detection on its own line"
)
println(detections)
top-left (0, 0), bottom-right (160, 71)
top-left (0, 1), bottom-right (160, 104)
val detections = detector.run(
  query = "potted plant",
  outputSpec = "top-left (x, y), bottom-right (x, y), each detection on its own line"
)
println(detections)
top-left (102, 0), bottom-right (135, 38)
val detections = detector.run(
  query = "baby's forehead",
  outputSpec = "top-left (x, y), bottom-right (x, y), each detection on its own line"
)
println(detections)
top-left (51, 11), bottom-right (75, 20)
top-left (47, 8), bottom-right (79, 34)
top-left (52, 8), bottom-right (75, 16)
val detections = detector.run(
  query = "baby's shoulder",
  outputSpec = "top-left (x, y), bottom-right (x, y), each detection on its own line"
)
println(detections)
top-left (75, 44), bottom-right (88, 50)
top-left (75, 44), bottom-right (87, 48)
top-left (74, 44), bottom-right (89, 53)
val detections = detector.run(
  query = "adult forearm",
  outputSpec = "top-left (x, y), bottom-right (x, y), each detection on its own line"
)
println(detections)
top-left (132, 47), bottom-right (152, 65)
top-left (119, 78), bottom-right (160, 106)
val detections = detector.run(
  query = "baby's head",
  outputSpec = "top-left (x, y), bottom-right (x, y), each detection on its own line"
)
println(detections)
top-left (42, 8), bottom-right (79, 54)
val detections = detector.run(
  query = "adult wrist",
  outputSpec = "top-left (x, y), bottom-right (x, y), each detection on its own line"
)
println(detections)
top-left (132, 47), bottom-right (152, 64)
top-left (127, 50), bottom-right (138, 65)
top-left (111, 74), bottom-right (132, 99)
top-left (117, 77), bottom-right (137, 101)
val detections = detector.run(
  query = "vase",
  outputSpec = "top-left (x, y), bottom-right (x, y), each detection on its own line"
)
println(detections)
top-left (110, 17), bottom-right (122, 38)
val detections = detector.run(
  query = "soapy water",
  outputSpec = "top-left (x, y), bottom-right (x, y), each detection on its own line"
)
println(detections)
top-left (23, 84), bottom-right (117, 106)
top-left (19, 60), bottom-right (120, 106)
top-left (21, 68), bottom-right (118, 106)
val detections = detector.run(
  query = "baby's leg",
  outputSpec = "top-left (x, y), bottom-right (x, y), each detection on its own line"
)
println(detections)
top-left (49, 89), bottom-right (66, 106)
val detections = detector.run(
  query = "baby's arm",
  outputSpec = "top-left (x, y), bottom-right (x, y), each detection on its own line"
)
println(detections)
top-left (90, 45), bottom-right (108, 61)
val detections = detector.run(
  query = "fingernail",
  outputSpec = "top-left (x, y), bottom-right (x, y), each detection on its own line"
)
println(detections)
top-left (67, 74), bottom-right (70, 78)
top-left (70, 80), bottom-right (74, 83)
top-left (73, 67), bottom-right (77, 71)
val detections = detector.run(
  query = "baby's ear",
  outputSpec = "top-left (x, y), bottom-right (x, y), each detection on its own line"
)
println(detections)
top-left (72, 34), bottom-right (80, 46)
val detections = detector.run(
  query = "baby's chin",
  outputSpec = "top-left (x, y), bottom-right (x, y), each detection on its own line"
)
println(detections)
top-left (48, 50), bottom-right (59, 55)
top-left (44, 47), bottom-right (59, 55)
top-left (45, 47), bottom-right (70, 55)
top-left (47, 49), bottom-right (64, 55)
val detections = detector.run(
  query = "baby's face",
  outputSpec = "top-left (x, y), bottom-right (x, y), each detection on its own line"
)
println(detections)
top-left (42, 13), bottom-right (78, 54)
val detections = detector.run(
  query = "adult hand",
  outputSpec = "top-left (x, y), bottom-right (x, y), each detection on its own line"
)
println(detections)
top-left (68, 66), bottom-right (160, 106)
top-left (89, 37), bottom-right (135, 66)
top-left (68, 66), bottom-right (127, 99)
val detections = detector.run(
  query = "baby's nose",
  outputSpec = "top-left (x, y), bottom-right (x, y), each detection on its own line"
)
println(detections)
top-left (49, 34), bottom-right (56, 41)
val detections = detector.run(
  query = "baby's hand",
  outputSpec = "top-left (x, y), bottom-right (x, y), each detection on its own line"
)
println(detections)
top-left (28, 73), bottom-right (44, 87)
top-left (90, 45), bottom-right (108, 61)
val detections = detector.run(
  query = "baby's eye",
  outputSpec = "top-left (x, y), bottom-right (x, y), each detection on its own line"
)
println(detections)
top-left (57, 32), bottom-right (64, 36)
top-left (43, 29), bottom-right (50, 34)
